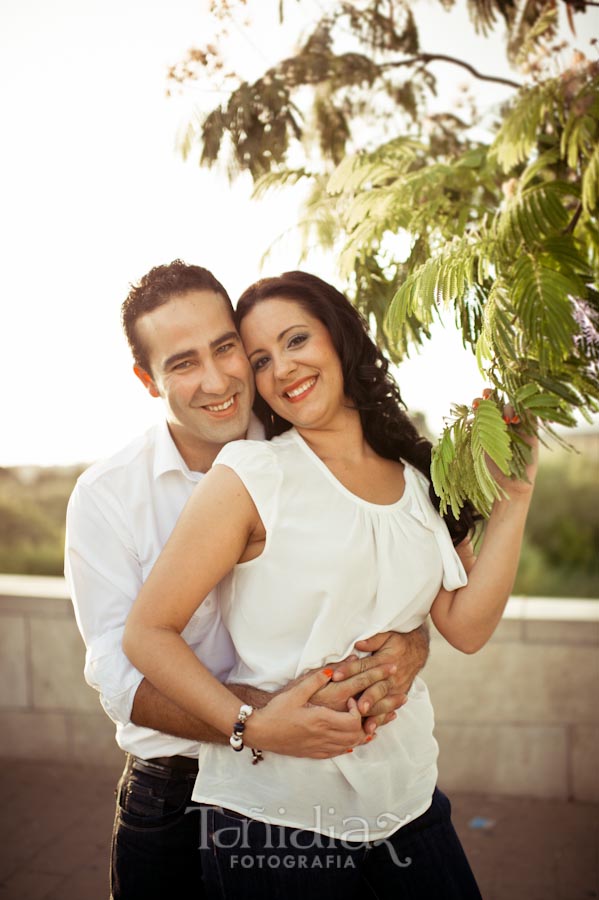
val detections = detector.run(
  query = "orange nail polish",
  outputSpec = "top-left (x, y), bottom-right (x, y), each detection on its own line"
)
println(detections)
top-left (345, 748), bottom-right (353, 753)
top-left (365, 736), bottom-right (373, 743)
top-left (323, 668), bottom-right (334, 677)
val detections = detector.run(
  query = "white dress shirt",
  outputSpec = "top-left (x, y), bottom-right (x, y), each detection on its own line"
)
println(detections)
top-left (65, 418), bottom-right (261, 759)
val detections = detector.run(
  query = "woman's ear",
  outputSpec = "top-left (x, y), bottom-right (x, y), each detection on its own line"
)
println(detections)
top-left (133, 365), bottom-right (160, 398)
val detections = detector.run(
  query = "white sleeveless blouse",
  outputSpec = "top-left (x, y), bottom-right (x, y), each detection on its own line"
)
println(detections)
top-left (193, 428), bottom-right (467, 841)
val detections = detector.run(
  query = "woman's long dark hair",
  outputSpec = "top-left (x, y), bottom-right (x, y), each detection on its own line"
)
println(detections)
top-left (236, 271), bottom-right (480, 544)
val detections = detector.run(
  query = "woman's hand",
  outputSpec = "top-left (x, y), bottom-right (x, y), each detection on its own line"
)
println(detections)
top-left (484, 400), bottom-right (539, 500)
top-left (245, 669), bottom-right (367, 759)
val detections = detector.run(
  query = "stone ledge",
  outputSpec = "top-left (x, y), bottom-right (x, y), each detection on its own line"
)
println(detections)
top-left (0, 575), bottom-right (71, 617)
top-left (430, 596), bottom-right (599, 645)
top-left (0, 574), bottom-right (70, 600)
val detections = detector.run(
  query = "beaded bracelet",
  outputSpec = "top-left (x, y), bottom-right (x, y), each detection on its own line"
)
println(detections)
top-left (229, 704), bottom-right (264, 764)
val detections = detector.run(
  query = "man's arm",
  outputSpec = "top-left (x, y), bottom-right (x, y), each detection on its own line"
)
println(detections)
top-left (66, 481), bottom-right (230, 735)
top-left (131, 673), bottom-right (283, 741)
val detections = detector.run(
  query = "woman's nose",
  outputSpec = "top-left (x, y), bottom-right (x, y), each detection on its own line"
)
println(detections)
top-left (273, 354), bottom-right (297, 380)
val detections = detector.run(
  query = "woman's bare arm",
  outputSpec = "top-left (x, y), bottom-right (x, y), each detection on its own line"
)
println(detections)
top-left (430, 437), bottom-right (537, 654)
top-left (123, 464), bottom-right (365, 757)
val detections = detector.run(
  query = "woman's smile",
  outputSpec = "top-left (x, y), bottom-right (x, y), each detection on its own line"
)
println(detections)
top-left (283, 376), bottom-right (318, 402)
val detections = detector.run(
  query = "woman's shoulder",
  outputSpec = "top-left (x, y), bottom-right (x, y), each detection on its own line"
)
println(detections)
top-left (213, 438), bottom-right (279, 471)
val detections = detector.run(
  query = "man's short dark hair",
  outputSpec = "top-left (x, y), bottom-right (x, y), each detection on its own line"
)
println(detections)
top-left (121, 260), bottom-right (233, 374)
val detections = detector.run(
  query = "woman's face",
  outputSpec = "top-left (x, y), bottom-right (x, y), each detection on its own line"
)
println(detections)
top-left (240, 297), bottom-right (348, 431)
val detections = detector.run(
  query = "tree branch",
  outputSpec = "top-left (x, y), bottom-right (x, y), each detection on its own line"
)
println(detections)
top-left (564, 202), bottom-right (583, 234)
top-left (381, 54), bottom-right (522, 90)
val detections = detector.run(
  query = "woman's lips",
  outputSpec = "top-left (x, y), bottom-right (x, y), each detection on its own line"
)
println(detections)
top-left (283, 376), bottom-right (317, 403)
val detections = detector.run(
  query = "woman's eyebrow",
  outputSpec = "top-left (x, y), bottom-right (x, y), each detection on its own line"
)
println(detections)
top-left (247, 324), bottom-right (307, 359)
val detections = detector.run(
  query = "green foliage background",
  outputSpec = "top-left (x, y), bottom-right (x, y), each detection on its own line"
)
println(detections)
top-left (0, 467), bottom-right (84, 576)
top-left (173, 0), bottom-right (599, 519)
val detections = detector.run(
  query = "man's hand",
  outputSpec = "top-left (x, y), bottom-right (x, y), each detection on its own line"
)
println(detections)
top-left (333, 626), bottom-right (431, 732)
top-left (308, 658), bottom-right (398, 713)
top-left (280, 626), bottom-right (430, 736)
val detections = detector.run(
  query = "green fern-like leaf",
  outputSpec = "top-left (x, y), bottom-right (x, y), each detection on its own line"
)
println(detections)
top-left (387, 236), bottom-right (492, 332)
top-left (471, 400), bottom-right (512, 475)
top-left (511, 254), bottom-right (578, 369)
top-left (251, 168), bottom-right (312, 199)
top-left (582, 142), bottom-right (599, 216)
top-left (495, 182), bottom-right (571, 249)
top-left (489, 81), bottom-right (555, 172)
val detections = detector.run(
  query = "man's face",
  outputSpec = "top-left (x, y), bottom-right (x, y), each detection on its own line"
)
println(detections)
top-left (134, 290), bottom-right (254, 470)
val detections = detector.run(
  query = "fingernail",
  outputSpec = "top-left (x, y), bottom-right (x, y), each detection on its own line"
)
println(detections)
top-left (365, 736), bottom-right (374, 743)
top-left (390, 712), bottom-right (398, 721)
top-left (361, 701), bottom-right (370, 713)
top-left (323, 668), bottom-right (334, 677)
top-left (345, 748), bottom-right (353, 753)
top-left (389, 664), bottom-right (397, 673)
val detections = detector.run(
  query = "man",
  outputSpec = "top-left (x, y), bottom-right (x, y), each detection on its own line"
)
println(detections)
top-left (65, 260), bottom-right (429, 900)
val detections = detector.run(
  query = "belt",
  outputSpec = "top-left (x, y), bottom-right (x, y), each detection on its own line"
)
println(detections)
top-left (127, 753), bottom-right (198, 776)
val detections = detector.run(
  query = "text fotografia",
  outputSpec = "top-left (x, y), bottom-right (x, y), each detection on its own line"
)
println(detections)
top-left (186, 804), bottom-right (412, 868)
top-left (228, 854), bottom-right (359, 870)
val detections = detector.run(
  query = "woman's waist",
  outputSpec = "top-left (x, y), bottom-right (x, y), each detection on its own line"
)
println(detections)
top-left (195, 693), bottom-right (437, 838)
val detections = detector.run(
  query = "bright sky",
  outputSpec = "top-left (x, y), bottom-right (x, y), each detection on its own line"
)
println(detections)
top-left (1, 0), bottom-right (597, 466)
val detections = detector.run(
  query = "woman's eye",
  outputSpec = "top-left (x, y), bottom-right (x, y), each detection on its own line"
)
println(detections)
top-left (252, 356), bottom-right (270, 372)
top-left (288, 333), bottom-right (308, 349)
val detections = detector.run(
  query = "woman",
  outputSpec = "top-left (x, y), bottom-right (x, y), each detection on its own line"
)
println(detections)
top-left (124, 272), bottom-right (536, 899)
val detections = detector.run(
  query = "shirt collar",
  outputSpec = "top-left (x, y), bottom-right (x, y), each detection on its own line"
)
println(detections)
top-left (152, 414), bottom-right (266, 481)
top-left (152, 420), bottom-right (199, 482)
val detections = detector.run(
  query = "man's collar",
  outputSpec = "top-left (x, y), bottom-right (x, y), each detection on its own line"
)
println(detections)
top-left (152, 414), bottom-right (266, 481)
top-left (153, 420), bottom-right (198, 481)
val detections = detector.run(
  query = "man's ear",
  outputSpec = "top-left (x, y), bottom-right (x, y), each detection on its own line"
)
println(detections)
top-left (134, 365), bottom-right (160, 398)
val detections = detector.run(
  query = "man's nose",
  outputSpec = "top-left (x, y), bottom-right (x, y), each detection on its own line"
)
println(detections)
top-left (201, 360), bottom-right (229, 396)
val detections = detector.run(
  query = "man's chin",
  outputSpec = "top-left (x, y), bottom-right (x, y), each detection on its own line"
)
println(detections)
top-left (201, 415), bottom-right (250, 445)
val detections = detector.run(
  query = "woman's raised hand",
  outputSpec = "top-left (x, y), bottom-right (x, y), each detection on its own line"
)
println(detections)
top-left (474, 394), bottom-right (539, 500)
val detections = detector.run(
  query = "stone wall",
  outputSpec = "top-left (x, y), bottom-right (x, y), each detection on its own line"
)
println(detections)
top-left (0, 575), bottom-right (597, 800)
top-left (426, 598), bottom-right (599, 801)
top-left (0, 575), bottom-right (123, 767)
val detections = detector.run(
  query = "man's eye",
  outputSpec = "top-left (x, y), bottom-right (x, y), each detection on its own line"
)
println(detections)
top-left (173, 361), bottom-right (192, 371)
top-left (216, 342), bottom-right (235, 354)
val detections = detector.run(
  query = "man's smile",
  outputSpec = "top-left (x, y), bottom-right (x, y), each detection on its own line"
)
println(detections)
top-left (199, 394), bottom-right (239, 416)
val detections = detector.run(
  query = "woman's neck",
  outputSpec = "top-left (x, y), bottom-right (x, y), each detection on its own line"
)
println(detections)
top-left (295, 407), bottom-right (372, 463)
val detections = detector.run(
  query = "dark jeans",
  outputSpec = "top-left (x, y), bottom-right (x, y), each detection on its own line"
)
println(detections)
top-left (110, 755), bottom-right (204, 900)
top-left (201, 787), bottom-right (482, 900)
